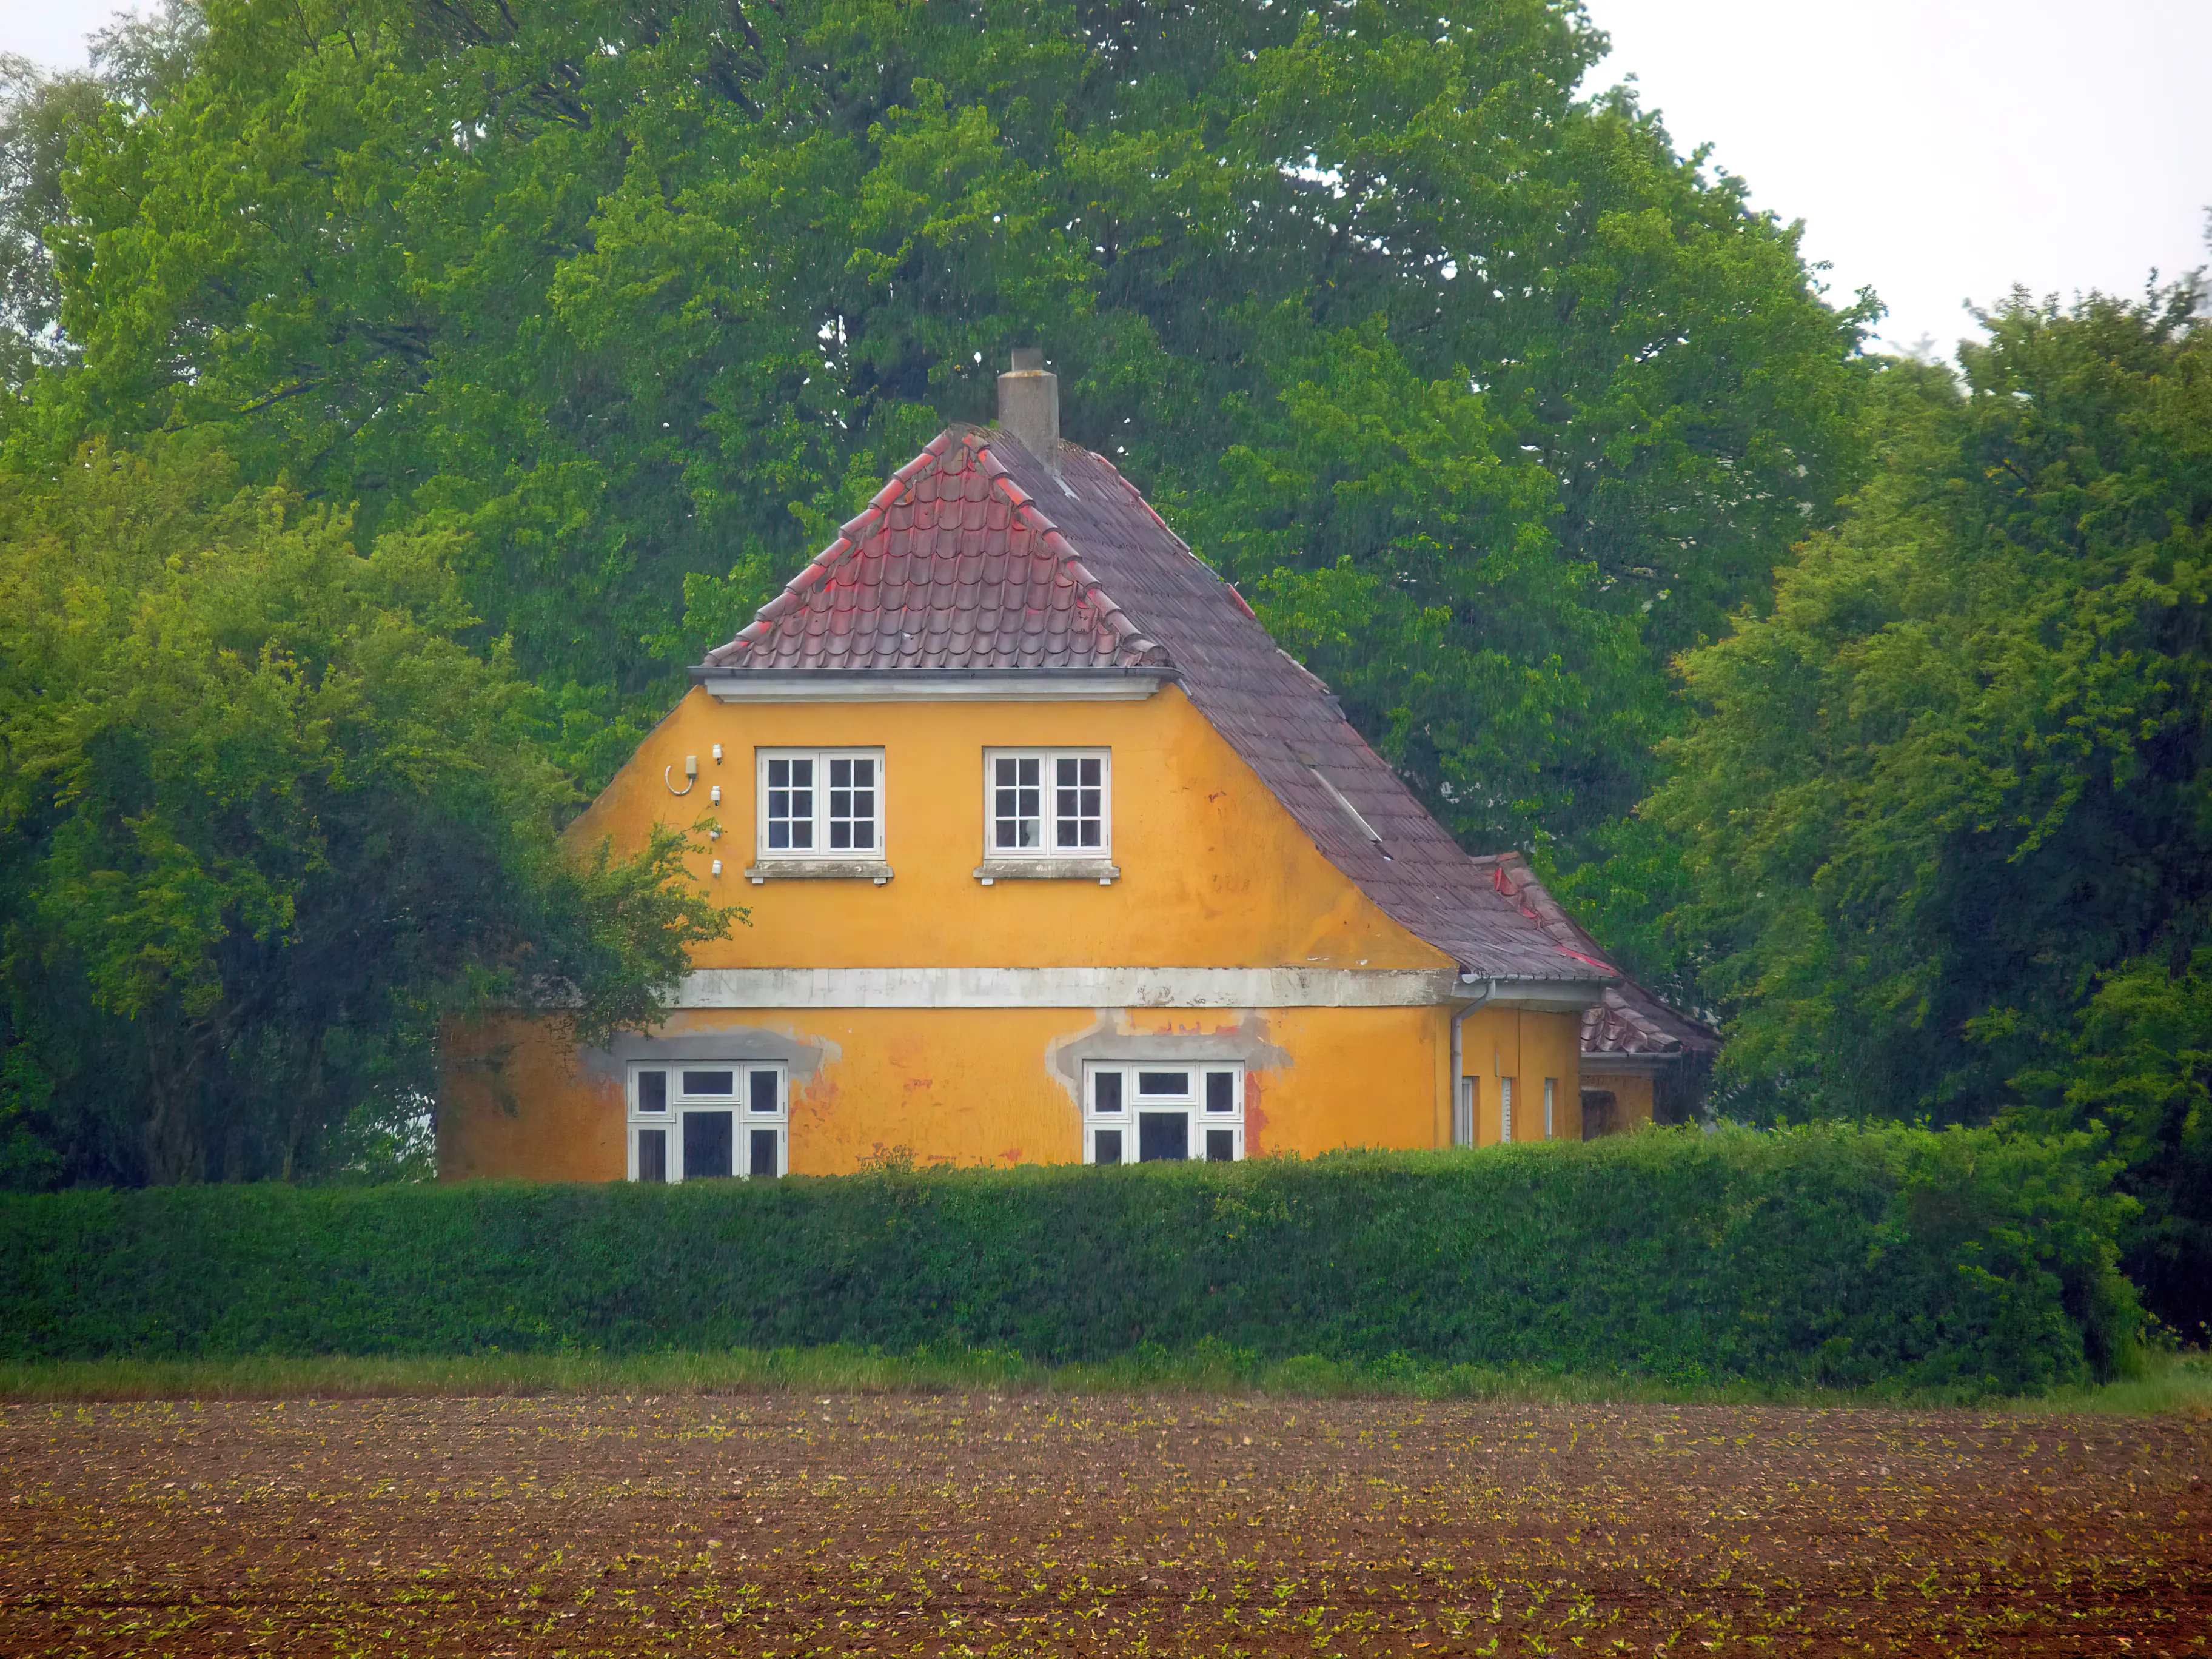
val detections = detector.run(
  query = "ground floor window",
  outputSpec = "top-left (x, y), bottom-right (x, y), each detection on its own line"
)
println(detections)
top-left (1083, 1062), bottom-right (1243, 1164)
top-left (628, 1063), bottom-right (786, 1181)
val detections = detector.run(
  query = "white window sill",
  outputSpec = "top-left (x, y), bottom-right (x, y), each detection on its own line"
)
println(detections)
top-left (974, 859), bottom-right (1121, 886)
top-left (745, 860), bottom-right (894, 886)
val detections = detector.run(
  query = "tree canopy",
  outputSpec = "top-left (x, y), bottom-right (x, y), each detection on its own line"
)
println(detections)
top-left (0, 443), bottom-right (737, 1186)
top-left (1640, 286), bottom-right (2211, 1330)
top-left (16, 0), bottom-right (1869, 848)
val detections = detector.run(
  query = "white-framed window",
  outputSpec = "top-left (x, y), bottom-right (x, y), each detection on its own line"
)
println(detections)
top-left (1500, 1075), bottom-right (1515, 1144)
top-left (1082, 1061), bottom-right (1242, 1165)
top-left (757, 750), bottom-right (882, 857)
top-left (628, 1062), bottom-right (787, 1181)
top-left (986, 749), bottom-right (1109, 856)
top-left (1544, 1077), bottom-right (1555, 1141)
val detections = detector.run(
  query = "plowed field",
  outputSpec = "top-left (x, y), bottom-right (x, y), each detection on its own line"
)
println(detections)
top-left (1, 1393), bottom-right (2205, 1656)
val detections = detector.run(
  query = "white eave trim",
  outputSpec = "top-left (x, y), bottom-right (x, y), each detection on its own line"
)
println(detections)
top-left (692, 668), bottom-right (1173, 703)
top-left (670, 966), bottom-right (1608, 1011)
top-left (1580, 1051), bottom-right (1695, 1076)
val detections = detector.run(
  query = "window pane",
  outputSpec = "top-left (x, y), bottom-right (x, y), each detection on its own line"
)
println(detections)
top-left (749, 1070), bottom-right (779, 1113)
top-left (749, 1128), bottom-right (779, 1178)
top-left (1093, 1128), bottom-right (1122, 1164)
top-left (826, 754), bottom-right (873, 853)
top-left (1205, 1072), bottom-right (1235, 1113)
top-left (1206, 1129), bottom-right (1235, 1163)
top-left (766, 756), bottom-right (814, 852)
top-left (636, 1071), bottom-right (667, 1113)
top-left (1092, 1071), bottom-right (1122, 1113)
top-left (637, 1128), bottom-right (667, 1182)
top-left (683, 1111), bottom-right (734, 1179)
top-left (682, 1070), bottom-right (736, 1096)
top-left (1138, 1112), bottom-right (1189, 1162)
top-left (1054, 754), bottom-right (1104, 850)
top-left (993, 755), bottom-right (1042, 851)
top-left (1136, 1070), bottom-right (1190, 1097)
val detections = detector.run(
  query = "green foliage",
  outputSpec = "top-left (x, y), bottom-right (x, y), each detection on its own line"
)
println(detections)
top-left (1637, 286), bottom-right (2211, 1316)
top-left (0, 443), bottom-right (740, 1187)
top-left (18, 0), bottom-right (1866, 836)
top-left (0, 1127), bottom-right (2142, 1395)
top-left (0, 2), bottom-right (202, 389)
top-left (2010, 950), bottom-right (2212, 1339)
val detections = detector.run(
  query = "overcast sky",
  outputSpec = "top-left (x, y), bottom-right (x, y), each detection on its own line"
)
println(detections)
top-left (7, 0), bottom-right (2209, 357)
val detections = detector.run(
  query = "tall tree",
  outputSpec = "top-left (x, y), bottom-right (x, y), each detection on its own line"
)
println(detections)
top-left (0, 443), bottom-right (738, 1187)
top-left (0, 2), bottom-right (203, 387)
top-left (1641, 286), bottom-right (2212, 1325)
top-left (27, 0), bottom-right (1868, 853)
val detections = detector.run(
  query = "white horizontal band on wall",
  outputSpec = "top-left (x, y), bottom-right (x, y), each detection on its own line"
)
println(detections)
top-left (674, 967), bottom-right (1606, 1010)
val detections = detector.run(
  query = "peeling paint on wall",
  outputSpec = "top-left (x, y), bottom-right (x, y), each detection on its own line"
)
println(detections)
top-left (579, 1021), bottom-right (842, 1086)
top-left (1042, 1007), bottom-right (1295, 1110)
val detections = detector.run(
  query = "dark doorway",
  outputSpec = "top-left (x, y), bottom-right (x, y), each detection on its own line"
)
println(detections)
top-left (1138, 1112), bottom-right (1188, 1162)
top-left (1581, 1090), bottom-right (1620, 1140)
top-left (683, 1110), bottom-right (734, 1178)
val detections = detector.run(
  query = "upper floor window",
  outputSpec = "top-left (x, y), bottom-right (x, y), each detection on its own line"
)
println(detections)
top-left (758, 749), bottom-right (882, 857)
top-left (987, 749), bottom-right (1109, 857)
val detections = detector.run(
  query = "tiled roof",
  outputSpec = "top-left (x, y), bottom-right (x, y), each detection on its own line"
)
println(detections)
top-left (703, 426), bottom-right (1610, 984)
top-left (1480, 854), bottom-right (1720, 1061)
top-left (705, 432), bottom-right (1165, 670)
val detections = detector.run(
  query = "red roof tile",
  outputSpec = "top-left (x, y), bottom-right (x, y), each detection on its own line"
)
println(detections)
top-left (705, 427), bottom-right (1655, 996)
top-left (706, 432), bottom-right (1164, 672)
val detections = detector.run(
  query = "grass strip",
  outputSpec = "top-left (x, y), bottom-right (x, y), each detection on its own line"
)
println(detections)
top-left (2, 1346), bottom-right (2204, 1415)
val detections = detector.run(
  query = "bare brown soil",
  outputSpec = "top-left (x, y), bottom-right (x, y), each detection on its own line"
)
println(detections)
top-left (0, 1393), bottom-right (2205, 1656)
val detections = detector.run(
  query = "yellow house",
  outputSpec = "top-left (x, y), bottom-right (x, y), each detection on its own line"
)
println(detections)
top-left (438, 355), bottom-right (1710, 1184)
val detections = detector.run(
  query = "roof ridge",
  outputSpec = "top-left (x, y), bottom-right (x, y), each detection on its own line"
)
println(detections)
top-left (968, 433), bottom-right (1167, 666)
top-left (703, 427), bottom-right (1168, 670)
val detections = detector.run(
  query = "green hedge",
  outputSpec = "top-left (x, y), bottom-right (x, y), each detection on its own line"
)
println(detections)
top-left (0, 1125), bottom-right (2143, 1392)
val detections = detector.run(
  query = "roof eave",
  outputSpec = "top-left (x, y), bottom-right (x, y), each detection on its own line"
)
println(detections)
top-left (1456, 976), bottom-right (1612, 1010)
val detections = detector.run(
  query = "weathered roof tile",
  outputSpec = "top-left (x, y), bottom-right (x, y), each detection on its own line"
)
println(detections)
top-left (700, 426), bottom-right (1620, 984)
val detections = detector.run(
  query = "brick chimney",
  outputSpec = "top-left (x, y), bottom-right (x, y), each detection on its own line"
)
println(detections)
top-left (996, 347), bottom-right (1060, 472)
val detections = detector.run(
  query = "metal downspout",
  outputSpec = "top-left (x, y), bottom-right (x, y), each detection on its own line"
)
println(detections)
top-left (1449, 973), bottom-right (1496, 1147)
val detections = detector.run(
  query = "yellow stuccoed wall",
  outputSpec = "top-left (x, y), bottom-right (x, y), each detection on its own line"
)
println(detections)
top-left (569, 683), bottom-right (1444, 971)
top-left (440, 1003), bottom-right (1452, 1180)
top-left (438, 683), bottom-right (1587, 1179)
top-left (1581, 1071), bottom-right (1656, 1135)
top-left (1459, 1002), bottom-right (1586, 1146)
